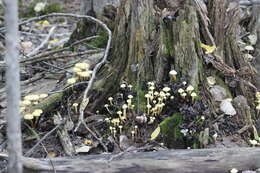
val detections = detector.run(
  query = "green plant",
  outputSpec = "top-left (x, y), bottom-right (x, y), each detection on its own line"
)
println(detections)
top-left (20, 1), bottom-right (63, 18)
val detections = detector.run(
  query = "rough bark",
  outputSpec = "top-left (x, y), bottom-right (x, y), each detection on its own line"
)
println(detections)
top-left (88, 0), bottom-right (255, 114)
top-left (4, 0), bottom-right (23, 172)
top-left (21, 148), bottom-right (260, 173)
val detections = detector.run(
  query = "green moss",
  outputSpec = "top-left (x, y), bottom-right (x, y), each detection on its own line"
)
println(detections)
top-left (161, 21), bottom-right (174, 56)
top-left (87, 31), bottom-right (108, 48)
top-left (133, 84), bottom-right (146, 113)
top-left (20, 1), bottom-right (64, 18)
top-left (160, 113), bottom-right (185, 148)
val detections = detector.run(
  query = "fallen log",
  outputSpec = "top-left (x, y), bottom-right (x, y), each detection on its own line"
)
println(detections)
top-left (19, 147), bottom-right (260, 173)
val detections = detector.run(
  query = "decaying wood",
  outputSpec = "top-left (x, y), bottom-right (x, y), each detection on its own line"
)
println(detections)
top-left (18, 148), bottom-right (260, 173)
top-left (54, 114), bottom-right (76, 156)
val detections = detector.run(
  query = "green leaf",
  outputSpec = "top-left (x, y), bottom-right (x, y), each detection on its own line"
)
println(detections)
top-left (200, 43), bottom-right (216, 54)
top-left (151, 126), bottom-right (160, 140)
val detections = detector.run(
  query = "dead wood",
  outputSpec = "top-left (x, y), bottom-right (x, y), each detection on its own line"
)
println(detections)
top-left (18, 147), bottom-right (260, 173)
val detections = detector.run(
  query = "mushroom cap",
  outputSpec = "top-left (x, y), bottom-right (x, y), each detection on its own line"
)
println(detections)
top-left (24, 114), bottom-right (34, 120)
top-left (24, 94), bottom-right (40, 101)
top-left (32, 109), bottom-right (43, 117)
top-left (147, 104), bottom-right (152, 108)
top-left (149, 86), bottom-right (155, 90)
top-left (178, 88), bottom-right (185, 93)
top-left (73, 67), bottom-right (82, 73)
top-left (20, 107), bottom-right (26, 113)
top-left (186, 85), bottom-right (194, 92)
top-left (78, 71), bottom-right (91, 78)
top-left (147, 82), bottom-right (155, 86)
top-left (111, 118), bottom-right (120, 123)
top-left (145, 94), bottom-right (150, 98)
top-left (191, 92), bottom-right (197, 97)
top-left (169, 70), bottom-right (177, 75)
top-left (39, 93), bottom-right (48, 99)
top-left (120, 84), bottom-right (126, 88)
top-left (256, 104), bottom-right (260, 110)
top-left (67, 78), bottom-right (77, 84)
top-left (122, 104), bottom-right (128, 109)
top-left (21, 100), bottom-right (31, 106)
top-left (128, 84), bottom-right (133, 88)
top-left (108, 97), bottom-right (113, 101)
top-left (75, 63), bottom-right (90, 70)
top-left (117, 111), bottom-right (122, 115)
top-left (181, 92), bottom-right (187, 97)
top-left (128, 95), bottom-right (133, 99)
top-left (154, 91), bottom-right (159, 96)
top-left (159, 91), bottom-right (166, 97)
top-left (163, 87), bottom-right (171, 92)
top-left (73, 103), bottom-right (79, 107)
top-left (256, 92), bottom-right (260, 98)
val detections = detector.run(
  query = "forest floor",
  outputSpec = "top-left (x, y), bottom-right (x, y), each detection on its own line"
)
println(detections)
top-left (0, 1), bottom-right (259, 172)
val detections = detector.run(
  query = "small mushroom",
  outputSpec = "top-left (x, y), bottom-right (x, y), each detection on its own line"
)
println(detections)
top-left (120, 83), bottom-right (126, 89)
top-left (24, 114), bottom-right (34, 127)
top-left (75, 63), bottom-right (90, 71)
top-left (169, 70), bottom-right (177, 81)
top-left (178, 88), bottom-right (185, 94)
top-left (122, 104), bottom-right (128, 117)
top-left (119, 125), bottom-right (123, 133)
top-left (147, 104), bottom-right (152, 115)
top-left (108, 97), bottom-right (113, 105)
top-left (104, 104), bottom-right (112, 114)
top-left (32, 109), bottom-right (43, 126)
top-left (67, 78), bottom-right (77, 85)
top-left (163, 87), bottom-right (171, 93)
top-left (39, 93), bottom-right (48, 99)
top-left (21, 100), bottom-right (31, 106)
top-left (180, 92), bottom-right (187, 99)
top-left (191, 92), bottom-right (197, 103)
top-left (186, 85), bottom-right (194, 94)
top-left (72, 103), bottom-right (79, 113)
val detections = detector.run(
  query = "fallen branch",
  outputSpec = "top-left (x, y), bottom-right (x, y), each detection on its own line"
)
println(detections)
top-left (27, 26), bottom-right (56, 57)
top-left (24, 124), bottom-right (61, 157)
top-left (1, 148), bottom-right (259, 173)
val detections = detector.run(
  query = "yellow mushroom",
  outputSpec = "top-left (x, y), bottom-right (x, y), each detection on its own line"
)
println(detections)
top-left (24, 113), bottom-right (34, 127)
top-left (75, 63), bottom-right (90, 71)
top-left (39, 93), bottom-right (48, 99)
top-left (67, 78), bottom-right (77, 85)
top-left (72, 103), bottom-right (79, 113)
top-left (21, 100), bottom-right (31, 106)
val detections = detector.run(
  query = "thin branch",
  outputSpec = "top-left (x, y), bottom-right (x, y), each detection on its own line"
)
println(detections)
top-left (24, 124), bottom-right (61, 157)
top-left (27, 26), bottom-right (56, 57)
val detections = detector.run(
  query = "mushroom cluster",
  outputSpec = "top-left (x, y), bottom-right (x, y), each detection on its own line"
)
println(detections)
top-left (144, 82), bottom-right (171, 118)
top-left (177, 84), bottom-right (198, 103)
top-left (20, 94), bottom-right (46, 128)
top-left (103, 85), bottom-right (136, 139)
top-left (103, 82), bottom-right (176, 141)
top-left (67, 62), bottom-right (92, 85)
